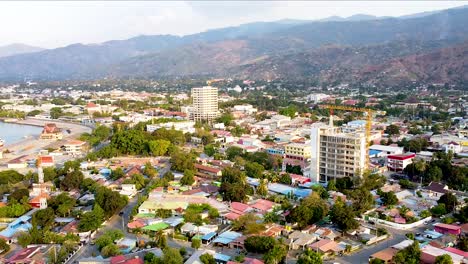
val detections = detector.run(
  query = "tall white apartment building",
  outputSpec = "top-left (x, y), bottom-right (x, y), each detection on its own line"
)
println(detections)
top-left (310, 123), bottom-right (366, 182)
top-left (191, 86), bottom-right (219, 122)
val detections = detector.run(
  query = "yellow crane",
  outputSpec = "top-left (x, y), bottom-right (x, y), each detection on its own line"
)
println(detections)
top-left (318, 104), bottom-right (385, 169)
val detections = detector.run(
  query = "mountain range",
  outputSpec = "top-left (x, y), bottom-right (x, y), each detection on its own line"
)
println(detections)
top-left (0, 6), bottom-right (467, 85)
top-left (0, 43), bottom-right (44, 58)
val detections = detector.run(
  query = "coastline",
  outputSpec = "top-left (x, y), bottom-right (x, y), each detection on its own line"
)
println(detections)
top-left (0, 118), bottom-right (92, 169)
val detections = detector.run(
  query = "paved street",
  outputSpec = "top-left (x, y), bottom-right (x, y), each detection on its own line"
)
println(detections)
top-left (328, 224), bottom-right (427, 264)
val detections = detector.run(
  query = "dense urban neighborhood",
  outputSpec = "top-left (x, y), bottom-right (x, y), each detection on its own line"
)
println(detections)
top-left (0, 78), bottom-right (466, 264)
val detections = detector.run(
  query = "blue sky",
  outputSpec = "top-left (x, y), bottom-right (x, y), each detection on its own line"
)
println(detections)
top-left (0, 1), bottom-right (466, 48)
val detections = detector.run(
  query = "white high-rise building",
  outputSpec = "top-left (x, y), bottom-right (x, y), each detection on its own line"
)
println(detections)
top-left (310, 123), bottom-right (366, 182)
top-left (191, 86), bottom-right (219, 122)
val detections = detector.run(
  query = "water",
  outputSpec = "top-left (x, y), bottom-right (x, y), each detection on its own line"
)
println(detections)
top-left (0, 122), bottom-right (43, 146)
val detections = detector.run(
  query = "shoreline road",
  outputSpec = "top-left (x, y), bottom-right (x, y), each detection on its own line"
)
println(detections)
top-left (0, 118), bottom-right (92, 170)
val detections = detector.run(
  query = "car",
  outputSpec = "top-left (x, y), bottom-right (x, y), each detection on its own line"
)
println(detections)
top-left (119, 211), bottom-right (124, 216)
top-left (369, 221), bottom-right (375, 225)
top-left (416, 233), bottom-right (421, 236)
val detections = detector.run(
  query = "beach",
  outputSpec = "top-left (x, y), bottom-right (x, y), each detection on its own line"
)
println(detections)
top-left (0, 118), bottom-right (93, 170)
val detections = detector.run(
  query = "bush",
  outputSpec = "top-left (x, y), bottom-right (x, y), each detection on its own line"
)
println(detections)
top-left (191, 238), bottom-right (201, 249)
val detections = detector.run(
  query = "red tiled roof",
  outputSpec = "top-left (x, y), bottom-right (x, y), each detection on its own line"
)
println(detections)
top-left (434, 223), bottom-right (461, 231)
top-left (387, 153), bottom-right (416, 160)
top-left (40, 156), bottom-right (54, 164)
top-left (231, 202), bottom-right (251, 213)
top-left (225, 212), bottom-right (242, 221)
top-left (7, 246), bottom-right (41, 263)
top-left (444, 247), bottom-right (468, 257)
top-left (194, 163), bottom-right (221, 174)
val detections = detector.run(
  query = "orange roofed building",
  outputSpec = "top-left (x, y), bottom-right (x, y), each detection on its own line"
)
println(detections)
top-left (39, 123), bottom-right (63, 140)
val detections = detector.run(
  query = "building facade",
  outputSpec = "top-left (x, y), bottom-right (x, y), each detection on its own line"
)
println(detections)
top-left (310, 124), bottom-right (366, 182)
top-left (387, 153), bottom-right (416, 172)
top-left (282, 143), bottom-right (311, 172)
top-left (191, 86), bottom-right (219, 122)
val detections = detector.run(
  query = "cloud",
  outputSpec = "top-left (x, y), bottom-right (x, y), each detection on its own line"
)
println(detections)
top-left (0, 1), bottom-right (466, 48)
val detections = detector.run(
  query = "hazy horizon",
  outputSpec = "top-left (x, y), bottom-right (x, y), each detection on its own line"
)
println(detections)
top-left (0, 1), bottom-right (467, 49)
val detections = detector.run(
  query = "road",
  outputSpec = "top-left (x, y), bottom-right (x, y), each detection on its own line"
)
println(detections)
top-left (328, 224), bottom-right (427, 264)
top-left (67, 159), bottom-right (172, 263)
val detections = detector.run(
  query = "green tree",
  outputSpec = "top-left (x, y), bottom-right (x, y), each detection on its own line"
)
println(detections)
top-left (163, 171), bottom-right (174, 181)
top-left (287, 193), bottom-right (329, 229)
top-left (435, 254), bottom-right (453, 264)
top-left (244, 236), bottom-right (277, 253)
top-left (50, 107), bottom-right (63, 119)
top-left (180, 169), bottom-right (195, 186)
top-left (111, 167), bottom-right (125, 180)
top-left (144, 162), bottom-right (157, 178)
top-left (32, 208), bottom-right (55, 230)
top-left (297, 249), bottom-right (323, 264)
top-left (155, 230), bottom-right (168, 249)
top-left (457, 235), bottom-right (468, 251)
top-left (162, 247), bottom-right (184, 264)
top-left (393, 241), bottom-right (421, 264)
top-left (191, 238), bottom-right (201, 249)
top-left (0, 238), bottom-right (10, 254)
top-left (245, 162), bottom-right (265, 178)
top-left (101, 244), bottom-right (121, 257)
top-left (78, 204), bottom-right (105, 232)
top-left (8, 188), bottom-right (29, 203)
top-left (60, 169), bottom-right (84, 191)
top-left (438, 193), bottom-right (458, 213)
top-left (427, 166), bottom-right (443, 182)
top-left (148, 139), bottom-right (171, 156)
top-left (257, 179), bottom-right (269, 197)
top-left (431, 204), bottom-right (447, 217)
top-left (203, 144), bottom-right (216, 157)
top-left (220, 166), bottom-right (249, 202)
top-left (200, 253), bottom-right (216, 264)
top-left (349, 187), bottom-right (375, 214)
top-left (385, 124), bottom-right (400, 135)
top-left (263, 244), bottom-right (287, 264)
top-left (226, 146), bottom-right (243, 161)
top-left (232, 213), bottom-right (266, 235)
top-left (379, 190), bottom-right (399, 206)
top-left (330, 198), bottom-right (359, 232)
top-left (95, 186), bottom-right (128, 218)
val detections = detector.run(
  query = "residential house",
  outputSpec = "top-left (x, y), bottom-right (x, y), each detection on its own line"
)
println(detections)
top-left (308, 239), bottom-right (343, 256)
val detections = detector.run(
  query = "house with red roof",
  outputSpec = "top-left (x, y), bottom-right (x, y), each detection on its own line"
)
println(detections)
top-left (195, 163), bottom-right (222, 178)
top-left (110, 255), bottom-right (144, 264)
top-left (39, 123), bottom-right (63, 140)
top-left (38, 155), bottom-right (54, 167)
top-left (434, 223), bottom-right (461, 235)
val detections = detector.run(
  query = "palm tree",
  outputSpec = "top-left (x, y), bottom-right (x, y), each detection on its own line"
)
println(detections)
top-left (414, 159), bottom-right (427, 184)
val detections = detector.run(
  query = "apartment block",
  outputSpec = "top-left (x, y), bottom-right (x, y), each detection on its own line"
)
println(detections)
top-left (282, 143), bottom-right (311, 172)
top-left (191, 86), bottom-right (219, 122)
top-left (310, 124), bottom-right (366, 182)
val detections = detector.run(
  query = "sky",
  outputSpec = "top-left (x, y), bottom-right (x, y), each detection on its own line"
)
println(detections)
top-left (0, 1), bottom-right (467, 48)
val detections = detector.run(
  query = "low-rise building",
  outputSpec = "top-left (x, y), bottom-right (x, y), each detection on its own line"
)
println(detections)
top-left (63, 140), bottom-right (87, 154)
top-left (387, 153), bottom-right (416, 172)
top-left (39, 123), bottom-right (63, 140)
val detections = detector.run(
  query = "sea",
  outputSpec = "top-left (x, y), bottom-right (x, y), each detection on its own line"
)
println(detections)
top-left (0, 122), bottom-right (43, 146)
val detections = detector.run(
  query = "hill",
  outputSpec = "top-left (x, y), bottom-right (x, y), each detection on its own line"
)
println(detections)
top-left (0, 6), bottom-right (467, 85)
top-left (0, 43), bottom-right (44, 58)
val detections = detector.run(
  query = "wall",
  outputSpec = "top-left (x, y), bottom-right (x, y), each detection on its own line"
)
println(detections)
top-left (368, 216), bottom-right (432, 230)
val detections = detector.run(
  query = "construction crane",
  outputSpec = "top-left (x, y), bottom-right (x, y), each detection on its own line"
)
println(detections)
top-left (318, 104), bottom-right (385, 169)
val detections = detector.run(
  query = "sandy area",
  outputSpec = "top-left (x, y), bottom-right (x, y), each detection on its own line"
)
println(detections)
top-left (0, 118), bottom-right (92, 170)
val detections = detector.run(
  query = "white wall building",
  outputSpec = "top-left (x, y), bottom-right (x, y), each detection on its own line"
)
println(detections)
top-left (191, 86), bottom-right (219, 122)
top-left (310, 123), bottom-right (366, 182)
top-left (147, 121), bottom-right (196, 134)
